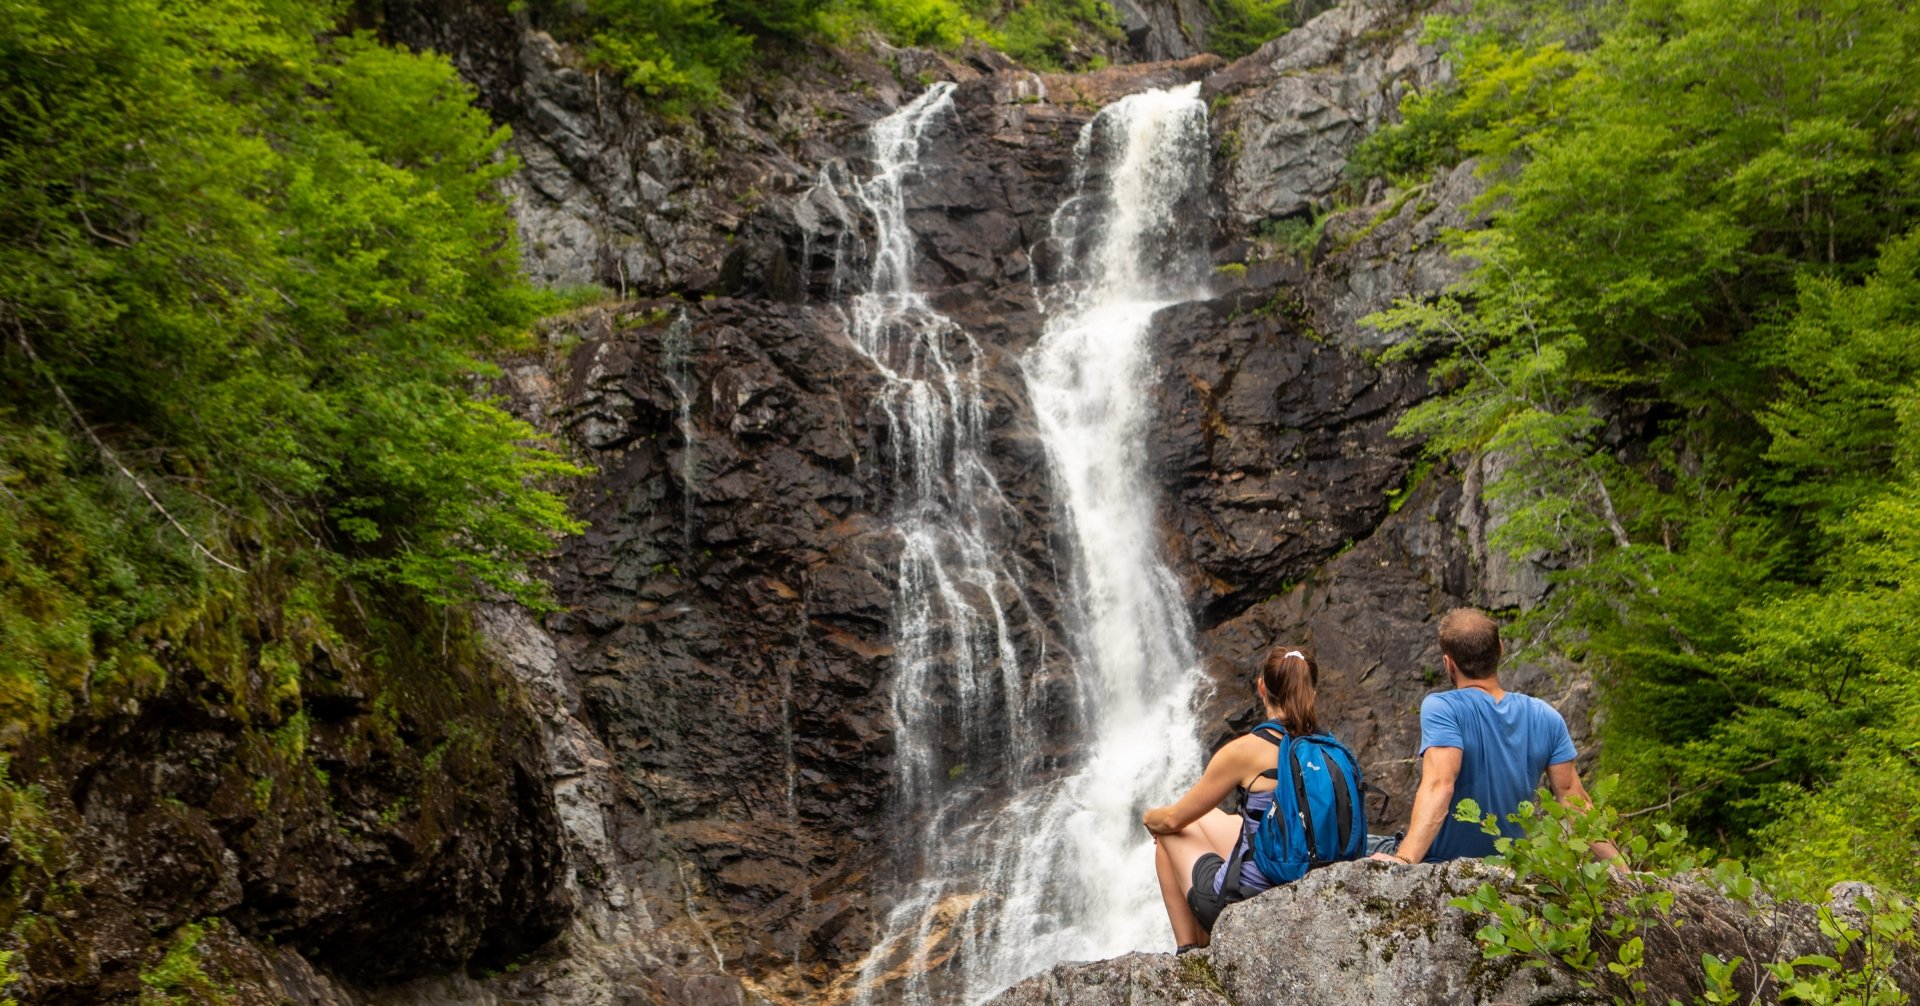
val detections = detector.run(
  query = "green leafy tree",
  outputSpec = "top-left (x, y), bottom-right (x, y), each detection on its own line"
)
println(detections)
top-left (0, 0), bottom-right (584, 727)
top-left (1206, 0), bottom-right (1291, 61)
top-left (1363, 0), bottom-right (1920, 893)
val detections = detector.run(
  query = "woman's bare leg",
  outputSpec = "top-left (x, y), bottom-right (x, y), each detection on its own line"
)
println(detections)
top-left (1153, 838), bottom-right (1201, 945)
top-left (1154, 810), bottom-right (1244, 948)
top-left (1194, 807), bottom-right (1243, 854)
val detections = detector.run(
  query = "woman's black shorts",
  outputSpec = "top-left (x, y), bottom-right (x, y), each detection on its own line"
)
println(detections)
top-left (1185, 852), bottom-right (1249, 933)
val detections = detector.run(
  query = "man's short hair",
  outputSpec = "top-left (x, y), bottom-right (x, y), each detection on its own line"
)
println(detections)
top-left (1439, 608), bottom-right (1501, 680)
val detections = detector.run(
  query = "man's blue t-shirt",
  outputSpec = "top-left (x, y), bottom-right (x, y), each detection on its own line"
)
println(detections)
top-left (1419, 689), bottom-right (1578, 861)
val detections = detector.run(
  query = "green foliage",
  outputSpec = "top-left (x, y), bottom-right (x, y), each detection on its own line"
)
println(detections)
top-left (546, 0), bottom-right (1130, 110)
top-left (0, 0), bottom-right (586, 744)
top-left (0, 756), bottom-right (57, 872)
top-left (1256, 212), bottom-right (1333, 264)
top-left (1452, 783), bottom-right (1919, 1005)
top-left (139, 920), bottom-right (227, 1004)
top-left (824, 0), bottom-right (983, 48)
top-left (1384, 457), bottom-right (1432, 514)
top-left (1361, 0), bottom-right (1920, 895)
top-left (1452, 781), bottom-right (1693, 1001)
top-left (983, 0), bottom-right (1123, 70)
top-left (580, 0), bottom-right (754, 112)
top-left (1763, 902), bottom-right (1916, 1006)
top-left (1206, 0), bottom-right (1291, 61)
top-left (1348, 20), bottom-right (1582, 185)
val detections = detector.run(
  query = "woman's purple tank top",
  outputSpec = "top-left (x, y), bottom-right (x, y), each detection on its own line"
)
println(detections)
top-left (1211, 788), bottom-right (1276, 895)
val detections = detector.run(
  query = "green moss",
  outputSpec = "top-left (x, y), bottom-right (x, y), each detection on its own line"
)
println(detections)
top-left (1177, 953), bottom-right (1231, 999)
top-left (0, 948), bottom-right (19, 1006)
top-left (1384, 458), bottom-right (1433, 515)
top-left (1218, 127), bottom-right (1244, 164)
top-left (139, 921), bottom-right (229, 1005)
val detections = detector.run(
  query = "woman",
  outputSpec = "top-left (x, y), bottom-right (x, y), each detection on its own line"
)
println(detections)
top-left (1142, 646), bottom-right (1325, 951)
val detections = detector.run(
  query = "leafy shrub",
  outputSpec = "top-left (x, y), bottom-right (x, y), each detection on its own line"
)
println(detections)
top-left (828, 0), bottom-right (984, 48)
top-left (1359, 0), bottom-right (1920, 895)
top-left (1346, 19), bottom-right (1581, 185)
top-left (985, 0), bottom-right (1124, 70)
top-left (582, 0), bottom-right (753, 112)
top-left (138, 921), bottom-right (226, 1004)
top-left (0, 0), bottom-right (585, 728)
top-left (1257, 212), bottom-right (1332, 263)
top-left (553, 0), bottom-right (1131, 109)
top-left (1452, 783), bottom-right (1919, 1005)
top-left (1207, 0), bottom-right (1291, 60)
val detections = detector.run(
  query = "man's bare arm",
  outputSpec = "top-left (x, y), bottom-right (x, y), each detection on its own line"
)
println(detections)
top-left (1373, 746), bottom-right (1462, 864)
top-left (1545, 762), bottom-right (1623, 863)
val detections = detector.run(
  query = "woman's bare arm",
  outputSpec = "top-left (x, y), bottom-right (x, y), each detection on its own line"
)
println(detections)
top-left (1143, 736), bottom-right (1269, 835)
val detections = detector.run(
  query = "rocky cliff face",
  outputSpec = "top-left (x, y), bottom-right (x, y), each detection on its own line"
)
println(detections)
top-left (987, 863), bottom-right (1920, 1006)
top-left (5, 594), bottom-right (569, 1005)
top-left (351, 2), bottom-right (1586, 1003)
top-left (350, 3), bottom-right (1585, 1001)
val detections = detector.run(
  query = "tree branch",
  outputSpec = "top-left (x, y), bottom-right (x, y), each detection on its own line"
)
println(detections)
top-left (1621, 759), bottom-right (1782, 820)
top-left (11, 323), bottom-right (245, 573)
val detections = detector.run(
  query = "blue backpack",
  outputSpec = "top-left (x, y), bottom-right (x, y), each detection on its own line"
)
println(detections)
top-left (1245, 720), bottom-right (1367, 884)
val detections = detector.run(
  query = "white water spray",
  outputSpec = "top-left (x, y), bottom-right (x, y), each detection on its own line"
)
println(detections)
top-left (849, 83), bottom-right (1216, 1005)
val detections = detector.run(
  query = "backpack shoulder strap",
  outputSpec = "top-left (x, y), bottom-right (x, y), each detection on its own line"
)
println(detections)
top-left (1247, 720), bottom-right (1287, 780)
top-left (1249, 719), bottom-right (1289, 745)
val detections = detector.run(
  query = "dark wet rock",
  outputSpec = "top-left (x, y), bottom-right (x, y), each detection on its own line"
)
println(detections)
top-left (1312, 157), bottom-right (1487, 351)
top-left (7, 600), bottom-right (569, 1005)
top-left (1148, 288), bottom-right (1428, 628)
top-left (1112, 0), bottom-right (1218, 62)
top-left (468, 298), bottom-right (1079, 1001)
top-left (1208, 0), bottom-right (1454, 225)
top-left (991, 862), bottom-right (1920, 1006)
top-left (379, 0), bottom-right (916, 293)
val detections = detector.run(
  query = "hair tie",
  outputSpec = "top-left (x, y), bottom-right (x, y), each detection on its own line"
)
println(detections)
top-left (1284, 650), bottom-right (1305, 660)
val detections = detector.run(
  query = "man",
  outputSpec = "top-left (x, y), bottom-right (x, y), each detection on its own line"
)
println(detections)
top-left (1371, 607), bottom-right (1619, 865)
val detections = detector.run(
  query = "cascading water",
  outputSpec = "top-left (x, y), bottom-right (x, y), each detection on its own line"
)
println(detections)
top-left (843, 82), bottom-right (1044, 801)
top-left (846, 83), bottom-right (1217, 1005)
top-left (826, 84), bottom-right (1054, 1003)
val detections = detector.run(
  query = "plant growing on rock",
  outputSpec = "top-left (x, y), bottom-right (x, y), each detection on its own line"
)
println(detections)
top-left (1451, 780), bottom-right (1918, 1005)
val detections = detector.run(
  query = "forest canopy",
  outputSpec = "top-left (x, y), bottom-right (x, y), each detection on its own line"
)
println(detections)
top-left (527, 0), bottom-right (1293, 112)
top-left (0, 0), bottom-right (583, 731)
top-left (1358, 0), bottom-right (1920, 895)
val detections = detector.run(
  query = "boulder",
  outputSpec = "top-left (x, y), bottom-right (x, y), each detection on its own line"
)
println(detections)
top-left (990, 861), bottom-right (1920, 1006)
top-left (1111, 0), bottom-right (1219, 62)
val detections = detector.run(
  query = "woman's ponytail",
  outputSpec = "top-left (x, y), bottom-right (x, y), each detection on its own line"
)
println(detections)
top-left (1260, 646), bottom-right (1320, 736)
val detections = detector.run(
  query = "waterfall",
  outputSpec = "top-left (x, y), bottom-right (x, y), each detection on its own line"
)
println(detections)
top-left (844, 82), bottom-right (1216, 1005)
top-left (842, 82), bottom-right (1045, 803)
top-left (661, 313), bottom-right (699, 552)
